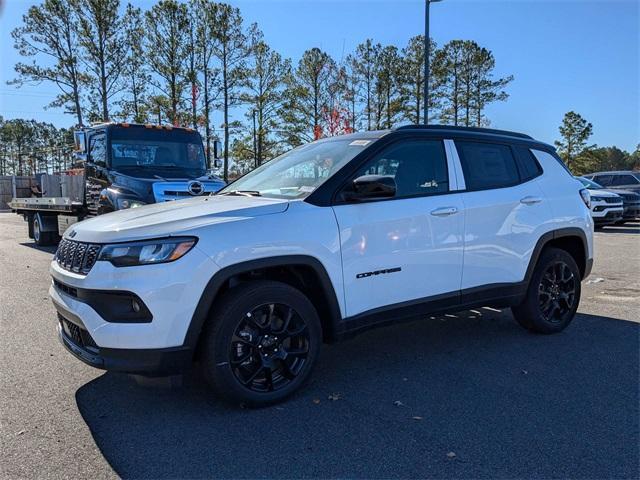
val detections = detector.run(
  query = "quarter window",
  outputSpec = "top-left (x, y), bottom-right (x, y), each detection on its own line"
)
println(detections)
top-left (514, 146), bottom-right (543, 181)
top-left (349, 139), bottom-right (449, 199)
top-left (456, 141), bottom-right (519, 190)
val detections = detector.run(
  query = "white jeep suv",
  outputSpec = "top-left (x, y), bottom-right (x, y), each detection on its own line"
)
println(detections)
top-left (50, 125), bottom-right (594, 406)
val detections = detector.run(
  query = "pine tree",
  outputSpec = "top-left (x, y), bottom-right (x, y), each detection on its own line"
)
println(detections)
top-left (555, 111), bottom-right (593, 172)
top-left (118, 4), bottom-right (150, 123)
top-left (144, 0), bottom-right (190, 125)
top-left (73, 0), bottom-right (127, 122)
top-left (210, 3), bottom-right (253, 181)
top-left (11, 0), bottom-right (86, 126)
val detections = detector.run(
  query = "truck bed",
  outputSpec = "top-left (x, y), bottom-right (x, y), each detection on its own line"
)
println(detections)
top-left (10, 197), bottom-right (85, 214)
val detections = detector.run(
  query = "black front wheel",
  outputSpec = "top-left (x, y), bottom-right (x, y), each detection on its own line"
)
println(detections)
top-left (200, 281), bottom-right (321, 407)
top-left (512, 247), bottom-right (581, 334)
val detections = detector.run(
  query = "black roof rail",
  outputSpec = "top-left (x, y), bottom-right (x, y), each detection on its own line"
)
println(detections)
top-left (395, 124), bottom-right (534, 140)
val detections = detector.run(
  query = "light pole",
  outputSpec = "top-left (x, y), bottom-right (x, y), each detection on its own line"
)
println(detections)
top-left (424, 0), bottom-right (443, 125)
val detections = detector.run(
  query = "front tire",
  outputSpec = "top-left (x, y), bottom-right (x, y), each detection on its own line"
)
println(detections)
top-left (200, 281), bottom-right (322, 407)
top-left (512, 247), bottom-right (581, 334)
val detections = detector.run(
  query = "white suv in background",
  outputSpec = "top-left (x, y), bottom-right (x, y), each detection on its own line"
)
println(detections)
top-left (577, 176), bottom-right (623, 226)
top-left (50, 125), bottom-right (594, 406)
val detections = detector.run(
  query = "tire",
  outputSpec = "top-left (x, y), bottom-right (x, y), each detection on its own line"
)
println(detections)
top-left (200, 280), bottom-right (322, 407)
top-left (32, 214), bottom-right (55, 246)
top-left (512, 247), bottom-right (581, 334)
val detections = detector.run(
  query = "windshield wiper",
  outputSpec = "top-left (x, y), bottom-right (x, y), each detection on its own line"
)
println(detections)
top-left (217, 190), bottom-right (262, 197)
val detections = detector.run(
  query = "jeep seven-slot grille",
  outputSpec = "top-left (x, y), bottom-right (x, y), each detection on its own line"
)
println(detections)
top-left (56, 239), bottom-right (101, 274)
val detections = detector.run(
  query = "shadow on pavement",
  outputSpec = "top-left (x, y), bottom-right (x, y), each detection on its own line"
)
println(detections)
top-left (19, 241), bottom-right (57, 254)
top-left (599, 221), bottom-right (640, 234)
top-left (76, 310), bottom-right (639, 479)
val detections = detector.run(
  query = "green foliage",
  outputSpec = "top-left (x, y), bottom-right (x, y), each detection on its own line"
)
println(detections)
top-left (555, 111), bottom-right (594, 173)
top-left (0, 118), bottom-right (74, 175)
top-left (11, 0), bottom-right (87, 126)
top-left (73, 0), bottom-right (127, 121)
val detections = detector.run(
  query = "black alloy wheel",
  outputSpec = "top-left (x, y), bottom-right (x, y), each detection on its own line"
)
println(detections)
top-left (512, 247), bottom-right (581, 334)
top-left (200, 280), bottom-right (321, 406)
top-left (230, 303), bottom-right (310, 393)
top-left (537, 261), bottom-right (577, 323)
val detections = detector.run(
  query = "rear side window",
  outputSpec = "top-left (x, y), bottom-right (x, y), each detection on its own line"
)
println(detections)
top-left (456, 141), bottom-right (519, 190)
top-left (514, 146), bottom-right (543, 181)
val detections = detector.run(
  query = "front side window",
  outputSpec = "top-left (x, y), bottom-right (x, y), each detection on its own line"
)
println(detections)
top-left (346, 139), bottom-right (449, 199)
top-left (219, 139), bottom-right (371, 199)
top-left (456, 141), bottom-right (519, 190)
top-left (593, 175), bottom-right (613, 186)
top-left (89, 134), bottom-right (107, 166)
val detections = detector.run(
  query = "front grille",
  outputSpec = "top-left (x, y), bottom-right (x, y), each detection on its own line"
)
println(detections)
top-left (621, 194), bottom-right (640, 203)
top-left (603, 197), bottom-right (622, 204)
top-left (56, 239), bottom-right (101, 274)
top-left (59, 315), bottom-right (98, 351)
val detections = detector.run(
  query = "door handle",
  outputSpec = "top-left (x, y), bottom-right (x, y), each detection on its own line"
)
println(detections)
top-left (520, 196), bottom-right (543, 205)
top-left (430, 206), bottom-right (458, 217)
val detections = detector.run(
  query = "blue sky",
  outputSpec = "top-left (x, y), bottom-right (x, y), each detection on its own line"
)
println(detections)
top-left (1, 0), bottom-right (638, 150)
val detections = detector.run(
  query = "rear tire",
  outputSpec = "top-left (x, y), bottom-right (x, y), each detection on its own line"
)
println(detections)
top-left (200, 280), bottom-right (321, 407)
top-left (32, 214), bottom-right (55, 246)
top-left (512, 247), bottom-right (581, 334)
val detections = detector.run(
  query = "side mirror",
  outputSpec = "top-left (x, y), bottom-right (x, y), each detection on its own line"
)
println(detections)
top-left (212, 140), bottom-right (222, 160)
top-left (74, 131), bottom-right (86, 153)
top-left (213, 158), bottom-right (222, 169)
top-left (348, 175), bottom-right (396, 201)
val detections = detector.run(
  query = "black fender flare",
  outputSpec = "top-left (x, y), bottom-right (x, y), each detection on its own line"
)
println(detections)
top-left (182, 255), bottom-right (343, 351)
top-left (524, 227), bottom-right (591, 284)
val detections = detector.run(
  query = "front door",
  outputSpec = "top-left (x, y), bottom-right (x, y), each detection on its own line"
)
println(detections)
top-left (332, 137), bottom-right (465, 318)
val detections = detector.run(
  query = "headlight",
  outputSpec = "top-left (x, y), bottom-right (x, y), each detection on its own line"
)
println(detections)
top-left (579, 189), bottom-right (591, 209)
top-left (117, 198), bottom-right (146, 209)
top-left (98, 237), bottom-right (197, 267)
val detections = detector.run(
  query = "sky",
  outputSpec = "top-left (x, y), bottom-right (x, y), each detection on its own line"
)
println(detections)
top-left (0, 0), bottom-right (638, 151)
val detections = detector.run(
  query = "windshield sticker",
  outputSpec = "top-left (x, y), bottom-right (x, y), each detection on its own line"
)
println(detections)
top-left (349, 140), bottom-right (371, 146)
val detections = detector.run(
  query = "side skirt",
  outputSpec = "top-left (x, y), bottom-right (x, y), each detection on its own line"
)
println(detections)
top-left (336, 282), bottom-right (527, 340)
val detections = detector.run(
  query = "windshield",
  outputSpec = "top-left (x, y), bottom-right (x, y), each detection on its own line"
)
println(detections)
top-left (577, 177), bottom-right (603, 189)
top-left (110, 128), bottom-right (206, 178)
top-left (219, 138), bottom-right (373, 199)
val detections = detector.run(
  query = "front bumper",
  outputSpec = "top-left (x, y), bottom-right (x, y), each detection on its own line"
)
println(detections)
top-left (592, 207), bottom-right (623, 225)
top-left (623, 204), bottom-right (640, 219)
top-left (57, 315), bottom-right (192, 374)
top-left (50, 243), bottom-right (220, 373)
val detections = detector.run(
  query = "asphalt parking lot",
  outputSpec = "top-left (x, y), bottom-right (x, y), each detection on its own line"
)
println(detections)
top-left (1, 212), bottom-right (638, 479)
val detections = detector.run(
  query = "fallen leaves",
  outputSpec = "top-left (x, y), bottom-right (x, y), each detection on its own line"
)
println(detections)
top-left (446, 451), bottom-right (456, 459)
top-left (328, 393), bottom-right (341, 401)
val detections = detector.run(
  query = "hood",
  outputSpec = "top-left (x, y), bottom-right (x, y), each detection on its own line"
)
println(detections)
top-left (589, 189), bottom-right (621, 198)
top-left (69, 195), bottom-right (289, 243)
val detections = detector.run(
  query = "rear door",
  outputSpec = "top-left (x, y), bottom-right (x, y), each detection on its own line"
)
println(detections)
top-left (454, 140), bottom-right (552, 291)
top-left (332, 137), bottom-right (465, 317)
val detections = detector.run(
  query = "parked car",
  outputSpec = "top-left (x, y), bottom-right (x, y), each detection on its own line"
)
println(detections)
top-left (583, 171), bottom-right (640, 194)
top-left (576, 177), bottom-right (625, 226)
top-left (50, 125), bottom-right (594, 406)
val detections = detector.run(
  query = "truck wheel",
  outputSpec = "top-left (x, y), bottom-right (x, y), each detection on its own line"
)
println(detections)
top-left (512, 247), bottom-right (581, 334)
top-left (32, 215), bottom-right (55, 246)
top-left (200, 280), bottom-right (322, 407)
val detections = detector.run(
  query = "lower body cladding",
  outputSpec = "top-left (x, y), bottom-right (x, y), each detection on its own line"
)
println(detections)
top-left (49, 245), bottom-right (219, 375)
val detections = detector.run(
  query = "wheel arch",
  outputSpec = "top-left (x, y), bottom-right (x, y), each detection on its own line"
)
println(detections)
top-left (525, 227), bottom-right (591, 283)
top-left (183, 255), bottom-right (343, 352)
